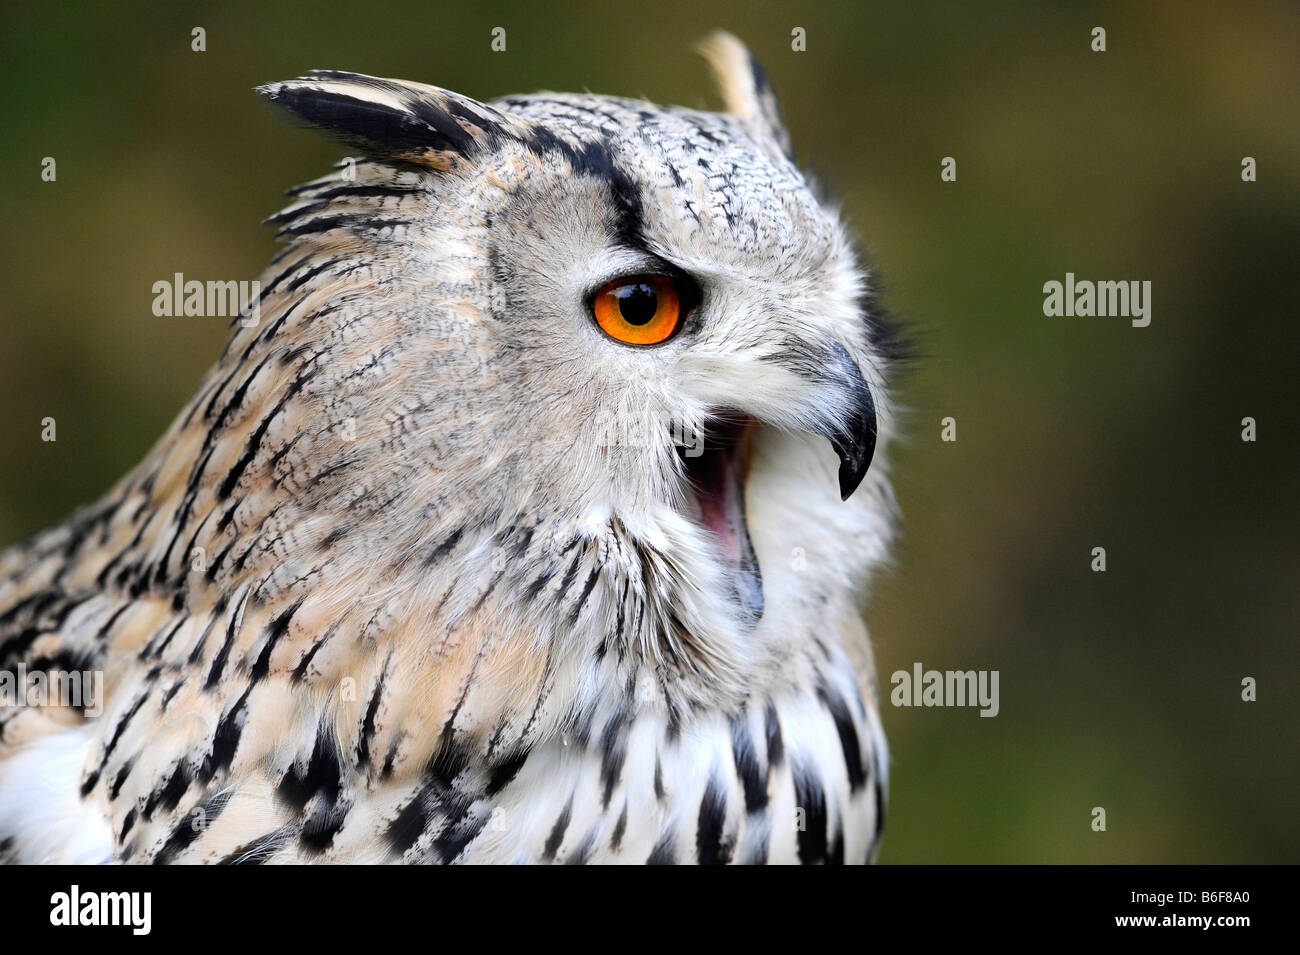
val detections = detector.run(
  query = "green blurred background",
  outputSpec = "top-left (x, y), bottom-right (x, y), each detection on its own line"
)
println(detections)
top-left (1, 1), bottom-right (1295, 862)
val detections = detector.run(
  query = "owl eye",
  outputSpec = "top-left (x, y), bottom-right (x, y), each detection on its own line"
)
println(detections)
top-left (591, 274), bottom-right (683, 346)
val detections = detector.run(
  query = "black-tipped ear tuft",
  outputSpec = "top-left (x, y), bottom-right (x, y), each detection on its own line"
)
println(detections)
top-left (699, 32), bottom-right (796, 164)
top-left (257, 71), bottom-right (520, 170)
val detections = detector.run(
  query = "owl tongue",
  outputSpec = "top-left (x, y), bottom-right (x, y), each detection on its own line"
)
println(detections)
top-left (683, 415), bottom-right (764, 621)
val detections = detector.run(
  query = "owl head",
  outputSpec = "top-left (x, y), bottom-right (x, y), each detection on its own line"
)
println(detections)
top-left (243, 34), bottom-right (901, 714)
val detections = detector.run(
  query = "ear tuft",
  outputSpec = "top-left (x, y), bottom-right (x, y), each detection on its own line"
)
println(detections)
top-left (699, 32), bottom-right (796, 162)
top-left (257, 71), bottom-right (517, 170)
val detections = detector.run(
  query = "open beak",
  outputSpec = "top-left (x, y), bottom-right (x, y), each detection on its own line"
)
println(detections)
top-left (677, 354), bottom-right (876, 622)
top-left (678, 412), bottom-right (765, 621)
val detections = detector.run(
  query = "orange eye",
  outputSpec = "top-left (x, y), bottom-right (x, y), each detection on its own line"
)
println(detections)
top-left (591, 274), bottom-right (682, 346)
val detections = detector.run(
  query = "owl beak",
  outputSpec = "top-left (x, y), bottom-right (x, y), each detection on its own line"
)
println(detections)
top-left (819, 345), bottom-right (877, 501)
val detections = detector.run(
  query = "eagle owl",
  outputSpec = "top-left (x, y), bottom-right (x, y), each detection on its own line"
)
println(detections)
top-left (0, 34), bottom-right (901, 864)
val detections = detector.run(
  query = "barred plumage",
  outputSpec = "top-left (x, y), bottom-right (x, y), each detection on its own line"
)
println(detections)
top-left (0, 33), bottom-right (898, 864)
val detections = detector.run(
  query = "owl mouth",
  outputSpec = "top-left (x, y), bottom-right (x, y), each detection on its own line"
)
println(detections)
top-left (677, 412), bottom-right (764, 621)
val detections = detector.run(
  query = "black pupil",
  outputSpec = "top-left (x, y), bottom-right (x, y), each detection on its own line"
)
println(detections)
top-left (615, 283), bottom-right (659, 325)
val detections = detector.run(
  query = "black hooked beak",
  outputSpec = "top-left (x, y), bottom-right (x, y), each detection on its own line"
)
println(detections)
top-left (821, 344), bottom-right (877, 500)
